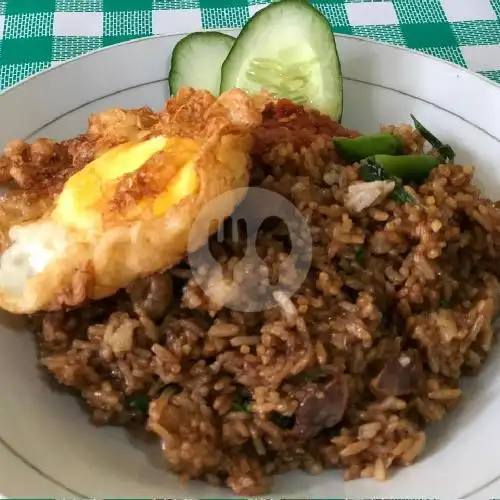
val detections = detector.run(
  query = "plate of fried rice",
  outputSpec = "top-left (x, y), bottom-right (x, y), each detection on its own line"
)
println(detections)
top-left (0, 2), bottom-right (500, 498)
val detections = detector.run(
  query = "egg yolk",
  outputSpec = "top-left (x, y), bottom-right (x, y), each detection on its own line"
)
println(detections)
top-left (53, 136), bottom-right (200, 231)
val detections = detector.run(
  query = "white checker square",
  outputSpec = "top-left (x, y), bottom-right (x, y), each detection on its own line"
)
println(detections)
top-left (0, 15), bottom-right (5, 39)
top-left (248, 4), bottom-right (267, 17)
top-left (53, 12), bottom-right (103, 36)
top-left (461, 45), bottom-right (500, 71)
top-left (152, 9), bottom-right (202, 35)
top-left (346, 1), bottom-right (398, 27)
top-left (441, 0), bottom-right (496, 22)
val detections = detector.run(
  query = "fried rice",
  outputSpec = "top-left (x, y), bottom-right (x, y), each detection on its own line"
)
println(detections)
top-left (30, 99), bottom-right (500, 495)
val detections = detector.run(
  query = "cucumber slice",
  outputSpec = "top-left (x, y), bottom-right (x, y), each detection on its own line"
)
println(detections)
top-left (220, 0), bottom-right (342, 119)
top-left (169, 32), bottom-right (234, 96)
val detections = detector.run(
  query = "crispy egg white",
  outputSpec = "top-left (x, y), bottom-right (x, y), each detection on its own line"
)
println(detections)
top-left (0, 221), bottom-right (69, 296)
top-left (0, 88), bottom-right (262, 314)
top-left (0, 137), bottom-right (197, 295)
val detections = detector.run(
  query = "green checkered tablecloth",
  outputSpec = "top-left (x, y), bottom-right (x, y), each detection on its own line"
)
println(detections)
top-left (1, 0), bottom-right (500, 91)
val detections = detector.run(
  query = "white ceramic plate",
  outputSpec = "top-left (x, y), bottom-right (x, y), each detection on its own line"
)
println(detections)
top-left (1, 30), bottom-right (500, 499)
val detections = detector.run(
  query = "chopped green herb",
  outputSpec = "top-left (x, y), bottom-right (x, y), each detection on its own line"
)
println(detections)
top-left (126, 384), bottom-right (181, 412)
top-left (294, 367), bottom-right (327, 383)
top-left (411, 114), bottom-right (455, 163)
top-left (325, 426), bottom-right (341, 438)
top-left (125, 394), bottom-right (151, 412)
top-left (163, 383), bottom-right (182, 395)
top-left (359, 157), bottom-right (390, 182)
top-left (391, 184), bottom-right (416, 204)
top-left (359, 157), bottom-right (416, 204)
top-left (354, 245), bottom-right (365, 265)
top-left (232, 387), bottom-right (252, 413)
top-left (270, 412), bottom-right (295, 429)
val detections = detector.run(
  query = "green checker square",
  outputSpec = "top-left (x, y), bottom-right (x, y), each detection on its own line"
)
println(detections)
top-left (5, 0), bottom-right (55, 14)
top-left (480, 70), bottom-right (500, 85)
top-left (1, 37), bottom-right (53, 64)
top-left (52, 36), bottom-right (103, 61)
top-left (334, 25), bottom-right (354, 36)
top-left (401, 22), bottom-right (457, 49)
top-left (0, 61), bottom-right (51, 90)
top-left (491, 0), bottom-right (500, 18)
top-left (352, 25), bottom-right (406, 46)
top-left (419, 46), bottom-right (466, 67)
top-left (153, 0), bottom-right (200, 9)
top-left (392, 0), bottom-right (446, 23)
top-left (201, 7), bottom-right (249, 29)
top-left (0, 2), bottom-right (6, 15)
top-left (103, 10), bottom-right (152, 37)
top-left (200, 0), bottom-right (246, 9)
top-left (4, 12), bottom-right (54, 39)
top-left (451, 21), bottom-right (500, 46)
top-left (103, 34), bottom-right (145, 46)
top-left (55, 0), bottom-right (103, 11)
top-left (103, 0), bottom-right (153, 12)
top-left (314, 3), bottom-right (349, 28)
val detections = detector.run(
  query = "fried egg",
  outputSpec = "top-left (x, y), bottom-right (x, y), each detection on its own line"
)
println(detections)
top-left (0, 88), bottom-right (262, 314)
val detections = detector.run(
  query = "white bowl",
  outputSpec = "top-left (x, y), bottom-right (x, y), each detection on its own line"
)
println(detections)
top-left (1, 31), bottom-right (500, 499)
